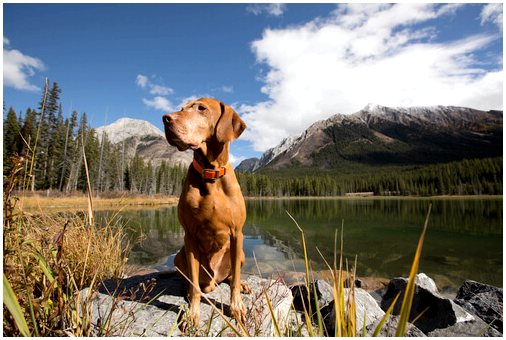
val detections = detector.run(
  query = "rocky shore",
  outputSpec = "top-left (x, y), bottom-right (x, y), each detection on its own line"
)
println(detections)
top-left (79, 272), bottom-right (502, 337)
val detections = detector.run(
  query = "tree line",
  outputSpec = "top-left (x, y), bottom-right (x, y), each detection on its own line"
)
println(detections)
top-left (237, 157), bottom-right (502, 197)
top-left (4, 80), bottom-right (186, 196)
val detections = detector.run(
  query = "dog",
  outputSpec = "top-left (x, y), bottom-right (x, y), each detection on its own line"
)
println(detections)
top-left (162, 98), bottom-right (251, 328)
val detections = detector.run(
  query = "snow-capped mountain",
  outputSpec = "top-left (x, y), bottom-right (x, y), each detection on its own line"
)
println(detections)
top-left (236, 104), bottom-right (502, 172)
top-left (95, 118), bottom-right (192, 167)
top-left (95, 117), bottom-right (164, 144)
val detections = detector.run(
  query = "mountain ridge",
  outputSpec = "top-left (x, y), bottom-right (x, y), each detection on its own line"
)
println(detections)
top-left (95, 117), bottom-right (164, 144)
top-left (236, 104), bottom-right (502, 173)
top-left (95, 117), bottom-right (192, 167)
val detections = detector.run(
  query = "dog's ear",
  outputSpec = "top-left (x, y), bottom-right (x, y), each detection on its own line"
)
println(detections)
top-left (216, 102), bottom-right (246, 143)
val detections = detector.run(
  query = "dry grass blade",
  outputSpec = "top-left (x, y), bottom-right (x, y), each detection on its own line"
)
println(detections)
top-left (25, 78), bottom-right (48, 192)
top-left (263, 288), bottom-right (281, 336)
top-left (395, 204), bottom-right (432, 336)
top-left (286, 210), bottom-right (319, 336)
top-left (372, 292), bottom-right (400, 336)
top-left (3, 274), bottom-right (31, 336)
top-left (286, 211), bottom-right (312, 311)
top-left (81, 133), bottom-right (94, 226)
top-left (410, 305), bottom-right (430, 325)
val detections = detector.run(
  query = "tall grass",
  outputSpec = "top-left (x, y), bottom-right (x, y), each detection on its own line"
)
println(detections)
top-left (284, 205), bottom-right (431, 337)
top-left (3, 151), bottom-right (131, 336)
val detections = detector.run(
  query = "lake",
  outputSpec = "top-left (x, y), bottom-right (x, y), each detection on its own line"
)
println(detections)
top-left (95, 197), bottom-right (502, 295)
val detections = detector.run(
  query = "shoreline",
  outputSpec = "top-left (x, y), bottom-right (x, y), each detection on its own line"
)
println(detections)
top-left (244, 194), bottom-right (503, 201)
top-left (17, 193), bottom-right (502, 212)
top-left (16, 194), bottom-right (179, 212)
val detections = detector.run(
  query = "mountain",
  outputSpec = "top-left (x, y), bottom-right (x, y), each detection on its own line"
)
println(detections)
top-left (236, 105), bottom-right (502, 172)
top-left (95, 117), bottom-right (164, 144)
top-left (235, 157), bottom-right (261, 173)
top-left (236, 136), bottom-right (298, 172)
top-left (95, 118), bottom-right (192, 167)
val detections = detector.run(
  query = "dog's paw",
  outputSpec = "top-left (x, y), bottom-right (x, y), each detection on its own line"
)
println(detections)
top-left (240, 281), bottom-right (252, 294)
top-left (178, 305), bottom-right (200, 335)
top-left (230, 296), bottom-right (247, 325)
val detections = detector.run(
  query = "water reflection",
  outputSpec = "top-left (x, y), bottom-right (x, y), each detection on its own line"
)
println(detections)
top-left (95, 197), bottom-right (502, 294)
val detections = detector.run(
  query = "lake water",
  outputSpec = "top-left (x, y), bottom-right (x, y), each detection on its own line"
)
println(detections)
top-left (95, 197), bottom-right (503, 295)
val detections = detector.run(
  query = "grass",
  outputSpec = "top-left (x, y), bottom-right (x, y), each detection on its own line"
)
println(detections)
top-left (17, 193), bottom-right (179, 212)
top-left (280, 205), bottom-right (432, 337)
top-left (3, 153), bottom-right (132, 336)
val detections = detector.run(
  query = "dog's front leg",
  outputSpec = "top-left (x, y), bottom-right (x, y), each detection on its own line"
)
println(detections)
top-left (185, 237), bottom-right (201, 328)
top-left (229, 231), bottom-right (247, 324)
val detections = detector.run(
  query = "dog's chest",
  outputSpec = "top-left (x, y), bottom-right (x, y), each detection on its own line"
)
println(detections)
top-left (179, 188), bottom-right (242, 243)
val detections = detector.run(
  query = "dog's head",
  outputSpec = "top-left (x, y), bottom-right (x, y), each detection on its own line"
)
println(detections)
top-left (162, 98), bottom-right (246, 152)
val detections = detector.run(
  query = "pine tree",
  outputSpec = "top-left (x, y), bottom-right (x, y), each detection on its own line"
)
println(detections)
top-left (3, 107), bottom-right (21, 172)
top-left (47, 104), bottom-right (66, 189)
top-left (67, 112), bottom-right (88, 193)
top-left (34, 82), bottom-right (51, 189)
top-left (60, 111), bottom-right (78, 192)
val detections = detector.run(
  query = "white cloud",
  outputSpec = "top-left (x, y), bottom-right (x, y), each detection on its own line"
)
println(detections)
top-left (149, 84), bottom-right (174, 96)
top-left (480, 3), bottom-right (503, 30)
top-left (247, 4), bottom-right (286, 17)
top-left (136, 74), bottom-right (148, 88)
top-left (137, 74), bottom-right (176, 110)
top-left (228, 152), bottom-right (246, 167)
top-left (136, 73), bottom-right (174, 94)
top-left (142, 96), bottom-right (175, 112)
top-left (3, 38), bottom-right (45, 91)
top-left (221, 85), bottom-right (234, 93)
top-left (241, 3), bottom-right (503, 152)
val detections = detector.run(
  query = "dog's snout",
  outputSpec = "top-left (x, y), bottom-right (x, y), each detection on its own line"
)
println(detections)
top-left (163, 114), bottom-right (173, 124)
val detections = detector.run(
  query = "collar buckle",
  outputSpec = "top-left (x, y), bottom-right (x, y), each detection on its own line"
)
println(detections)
top-left (193, 159), bottom-right (227, 180)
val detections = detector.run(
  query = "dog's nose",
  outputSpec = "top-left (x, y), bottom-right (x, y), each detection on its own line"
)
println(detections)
top-left (163, 114), bottom-right (173, 124)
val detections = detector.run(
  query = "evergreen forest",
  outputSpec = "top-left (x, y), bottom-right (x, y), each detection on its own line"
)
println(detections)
top-left (4, 80), bottom-right (186, 196)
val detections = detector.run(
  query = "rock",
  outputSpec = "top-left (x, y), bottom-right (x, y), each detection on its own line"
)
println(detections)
top-left (321, 288), bottom-right (385, 336)
top-left (427, 317), bottom-right (502, 337)
top-left (380, 273), bottom-right (474, 334)
top-left (285, 310), bottom-right (310, 337)
top-left (370, 287), bottom-right (387, 306)
top-left (79, 272), bottom-right (293, 336)
top-left (353, 288), bottom-right (387, 332)
top-left (454, 280), bottom-right (503, 333)
top-left (365, 315), bottom-right (426, 337)
top-left (291, 279), bottom-right (334, 311)
top-left (415, 273), bottom-right (439, 293)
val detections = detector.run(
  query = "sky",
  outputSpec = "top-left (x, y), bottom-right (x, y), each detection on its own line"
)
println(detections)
top-left (3, 2), bottom-right (504, 165)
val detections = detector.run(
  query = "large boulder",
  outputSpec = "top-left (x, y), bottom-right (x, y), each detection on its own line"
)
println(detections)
top-left (454, 280), bottom-right (503, 333)
top-left (380, 273), bottom-right (474, 334)
top-left (291, 279), bottom-right (334, 311)
top-left (321, 287), bottom-right (386, 336)
top-left (291, 279), bottom-right (385, 336)
top-left (364, 315), bottom-right (426, 337)
top-left (427, 317), bottom-right (502, 337)
top-left (79, 272), bottom-right (293, 336)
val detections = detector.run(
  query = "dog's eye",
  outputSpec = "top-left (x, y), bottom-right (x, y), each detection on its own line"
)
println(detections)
top-left (197, 105), bottom-right (206, 112)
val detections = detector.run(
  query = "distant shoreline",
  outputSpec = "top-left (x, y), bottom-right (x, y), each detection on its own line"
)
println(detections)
top-left (16, 194), bottom-right (179, 212)
top-left (16, 193), bottom-right (501, 212)
top-left (244, 194), bottom-right (503, 201)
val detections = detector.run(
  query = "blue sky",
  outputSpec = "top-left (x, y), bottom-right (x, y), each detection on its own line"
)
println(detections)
top-left (3, 3), bottom-right (503, 164)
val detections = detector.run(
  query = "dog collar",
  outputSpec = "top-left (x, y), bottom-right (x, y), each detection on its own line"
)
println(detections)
top-left (192, 159), bottom-right (227, 180)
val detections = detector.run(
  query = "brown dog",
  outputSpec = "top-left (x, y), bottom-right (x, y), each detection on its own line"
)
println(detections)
top-left (162, 98), bottom-right (251, 328)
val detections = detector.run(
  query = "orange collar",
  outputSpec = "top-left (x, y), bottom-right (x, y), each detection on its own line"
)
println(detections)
top-left (192, 159), bottom-right (227, 180)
